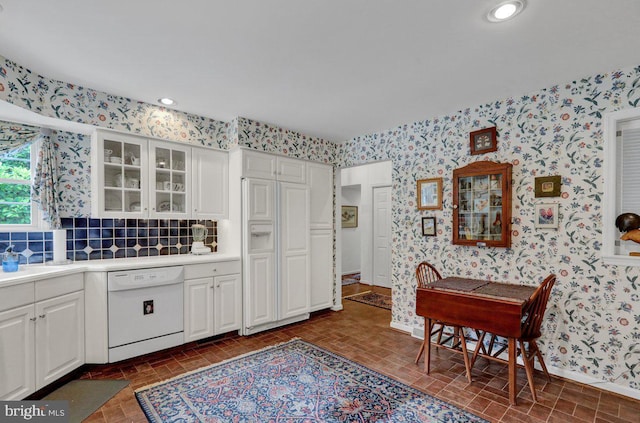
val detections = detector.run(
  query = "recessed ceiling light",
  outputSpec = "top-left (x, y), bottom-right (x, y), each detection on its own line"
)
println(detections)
top-left (158, 97), bottom-right (175, 106)
top-left (487, 0), bottom-right (526, 22)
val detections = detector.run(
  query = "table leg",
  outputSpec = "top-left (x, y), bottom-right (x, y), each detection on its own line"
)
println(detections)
top-left (508, 337), bottom-right (517, 405)
top-left (425, 318), bottom-right (432, 374)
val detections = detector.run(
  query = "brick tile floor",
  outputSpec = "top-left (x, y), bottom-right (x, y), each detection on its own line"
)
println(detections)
top-left (77, 283), bottom-right (639, 422)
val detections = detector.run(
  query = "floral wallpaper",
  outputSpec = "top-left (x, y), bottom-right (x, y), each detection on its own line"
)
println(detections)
top-left (338, 64), bottom-right (640, 394)
top-left (2, 49), bottom-right (638, 397)
top-left (236, 117), bottom-right (337, 164)
top-left (0, 54), bottom-right (230, 149)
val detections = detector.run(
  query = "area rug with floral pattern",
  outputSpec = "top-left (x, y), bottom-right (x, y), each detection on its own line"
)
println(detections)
top-left (344, 291), bottom-right (392, 310)
top-left (135, 339), bottom-right (487, 422)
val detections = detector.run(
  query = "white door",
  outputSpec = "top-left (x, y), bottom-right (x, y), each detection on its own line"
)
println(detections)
top-left (373, 186), bottom-right (392, 288)
top-left (0, 305), bottom-right (35, 400)
top-left (279, 182), bottom-right (310, 319)
top-left (184, 277), bottom-right (214, 342)
top-left (246, 179), bottom-right (274, 221)
top-left (245, 253), bottom-right (275, 328)
top-left (35, 291), bottom-right (84, 389)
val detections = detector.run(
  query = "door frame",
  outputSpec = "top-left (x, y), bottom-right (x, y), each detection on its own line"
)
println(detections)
top-left (372, 184), bottom-right (392, 289)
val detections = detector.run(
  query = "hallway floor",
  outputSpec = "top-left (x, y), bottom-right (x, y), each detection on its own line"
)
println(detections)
top-left (81, 283), bottom-right (639, 422)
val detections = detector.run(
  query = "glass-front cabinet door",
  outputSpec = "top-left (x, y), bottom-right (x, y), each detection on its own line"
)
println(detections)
top-left (452, 161), bottom-right (512, 248)
top-left (148, 141), bottom-right (191, 218)
top-left (92, 131), bottom-right (148, 218)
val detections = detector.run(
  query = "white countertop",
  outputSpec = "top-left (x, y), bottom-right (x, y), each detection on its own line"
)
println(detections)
top-left (0, 253), bottom-right (241, 288)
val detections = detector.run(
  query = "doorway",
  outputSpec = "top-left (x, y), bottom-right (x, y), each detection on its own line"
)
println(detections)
top-left (338, 161), bottom-right (392, 295)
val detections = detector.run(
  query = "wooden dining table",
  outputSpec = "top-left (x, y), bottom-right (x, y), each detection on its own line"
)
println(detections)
top-left (416, 276), bottom-right (536, 405)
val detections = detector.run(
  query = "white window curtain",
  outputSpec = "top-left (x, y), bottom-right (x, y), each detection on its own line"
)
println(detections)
top-left (0, 119), bottom-right (40, 155)
top-left (31, 128), bottom-right (61, 229)
top-left (0, 120), bottom-right (61, 228)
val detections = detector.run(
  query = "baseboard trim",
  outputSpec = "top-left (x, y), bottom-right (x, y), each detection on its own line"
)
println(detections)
top-left (404, 324), bottom-right (640, 400)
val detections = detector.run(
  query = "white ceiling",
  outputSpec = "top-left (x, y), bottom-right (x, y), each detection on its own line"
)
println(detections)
top-left (1, 0), bottom-right (639, 142)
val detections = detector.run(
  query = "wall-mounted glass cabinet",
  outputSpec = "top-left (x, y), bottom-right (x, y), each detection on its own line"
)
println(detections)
top-left (452, 160), bottom-right (512, 248)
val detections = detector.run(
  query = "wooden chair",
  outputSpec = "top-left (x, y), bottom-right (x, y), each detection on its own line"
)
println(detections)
top-left (414, 261), bottom-right (472, 382)
top-left (470, 274), bottom-right (556, 401)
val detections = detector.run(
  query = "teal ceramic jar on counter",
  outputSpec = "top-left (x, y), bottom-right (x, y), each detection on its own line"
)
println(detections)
top-left (2, 246), bottom-right (19, 272)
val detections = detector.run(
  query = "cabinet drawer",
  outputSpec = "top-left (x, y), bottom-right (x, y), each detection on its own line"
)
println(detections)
top-left (184, 260), bottom-right (241, 279)
top-left (0, 282), bottom-right (34, 312)
top-left (35, 273), bottom-right (84, 302)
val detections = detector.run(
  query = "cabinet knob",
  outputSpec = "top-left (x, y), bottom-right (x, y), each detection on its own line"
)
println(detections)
top-left (39, 314), bottom-right (46, 319)
top-left (453, 205), bottom-right (458, 209)
top-left (30, 317), bottom-right (37, 322)
top-left (212, 268), bottom-right (217, 273)
top-left (194, 208), bottom-right (198, 212)
top-left (216, 284), bottom-right (220, 288)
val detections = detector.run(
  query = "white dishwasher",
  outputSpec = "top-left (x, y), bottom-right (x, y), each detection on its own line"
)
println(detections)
top-left (108, 266), bottom-right (184, 362)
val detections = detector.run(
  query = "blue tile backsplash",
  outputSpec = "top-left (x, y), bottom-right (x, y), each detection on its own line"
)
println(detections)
top-left (0, 218), bottom-right (217, 264)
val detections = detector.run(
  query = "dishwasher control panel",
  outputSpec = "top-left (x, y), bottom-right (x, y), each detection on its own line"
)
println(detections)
top-left (108, 266), bottom-right (184, 291)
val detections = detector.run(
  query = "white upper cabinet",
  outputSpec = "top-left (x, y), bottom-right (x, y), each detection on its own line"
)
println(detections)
top-left (92, 131), bottom-right (148, 218)
top-left (149, 140), bottom-right (191, 218)
top-left (307, 162), bottom-right (333, 229)
top-left (242, 150), bottom-right (306, 183)
top-left (92, 130), bottom-right (228, 220)
top-left (192, 148), bottom-right (229, 220)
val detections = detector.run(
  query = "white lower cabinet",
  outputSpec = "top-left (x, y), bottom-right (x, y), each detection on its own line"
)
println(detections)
top-left (0, 304), bottom-right (35, 400)
top-left (35, 292), bottom-right (85, 389)
top-left (0, 275), bottom-right (84, 400)
top-left (310, 229), bottom-right (334, 311)
top-left (184, 260), bottom-right (241, 343)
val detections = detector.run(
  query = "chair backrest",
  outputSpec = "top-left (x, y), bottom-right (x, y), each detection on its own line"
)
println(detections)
top-left (521, 274), bottom-right (556, 340)
top-left (416, 261), bottom-right (442, 288)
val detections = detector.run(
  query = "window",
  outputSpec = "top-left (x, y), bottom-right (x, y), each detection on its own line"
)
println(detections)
top-left (603, 108), bottom-right (640, 265)
top-left (0, 143), bottom-right (37, 228)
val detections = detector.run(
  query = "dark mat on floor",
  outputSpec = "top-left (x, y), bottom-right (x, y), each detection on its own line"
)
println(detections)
top-left (344, 291), bottom-right (392, 310)
top-left (43, 379), bottom-right (129, 422)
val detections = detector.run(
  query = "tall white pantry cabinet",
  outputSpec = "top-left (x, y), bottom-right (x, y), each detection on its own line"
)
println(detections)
top-left (229, 149), bottom-right (334, 335)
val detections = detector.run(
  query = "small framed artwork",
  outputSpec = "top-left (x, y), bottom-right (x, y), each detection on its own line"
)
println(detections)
top-left (470, 127), bottom-right (498, 155)
top-left (422, 217), bottom-right (436, 236)
top-left (534, 175), bottom-right (561, 198)
top-left (341, 205), bottom-right (358, 228)
top-left (417, 178), bottom-right (442, 210)
top-left (535, 203), bottom-right (559, 229)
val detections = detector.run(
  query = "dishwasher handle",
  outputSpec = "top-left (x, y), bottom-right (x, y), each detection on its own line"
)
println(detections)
top-left (108, 266), bottom-right (184, 291)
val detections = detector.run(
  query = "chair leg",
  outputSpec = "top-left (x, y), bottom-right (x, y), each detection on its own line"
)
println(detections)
top-left (531, 340), bottom-right (552, 382)
top-left (458, 328), bottom-right (472, 383)
top-left (415, 340), bottom-right (425, 364)
top-left (470, 330), bottom-right (487, 368)
top-left (415, 318), bottom-right (429, 364)
top-left (519, 339), bottom-right (538, 402)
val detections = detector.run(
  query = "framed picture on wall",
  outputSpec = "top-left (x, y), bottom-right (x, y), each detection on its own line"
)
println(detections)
top-left (470, 127), bottom-right (498, 155)
top-left (341, 206), bottom-right (358, 228)
top-left (417, 178), bottom-right (442, 210)
top-left (535, 203), bottom-right (559, 229)
top-left (422, 217), bottom-right (436, 236)
top-left (534, 175), bottom-right (561, 197)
